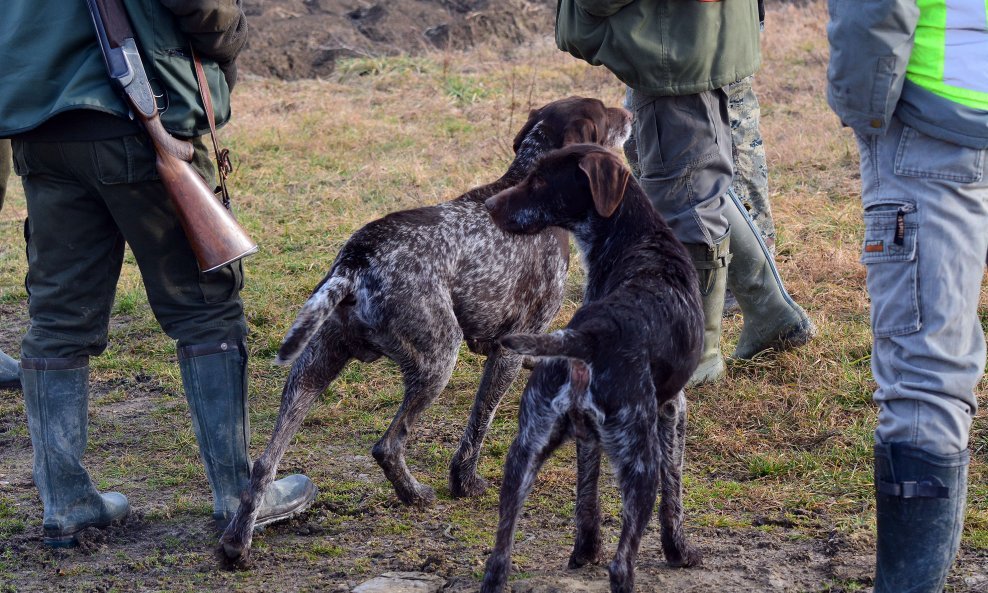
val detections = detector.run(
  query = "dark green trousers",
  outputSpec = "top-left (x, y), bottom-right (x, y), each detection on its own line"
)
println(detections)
top-left (0, 138), bottom-right (10, 210)
top-left (11, 133), bottom-right (247, 359)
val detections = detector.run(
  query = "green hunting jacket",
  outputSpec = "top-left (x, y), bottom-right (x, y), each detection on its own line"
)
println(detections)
top-left (0, 0), bottom-right (247, 138)
top-left (556, 0), bottom-right (761, 96)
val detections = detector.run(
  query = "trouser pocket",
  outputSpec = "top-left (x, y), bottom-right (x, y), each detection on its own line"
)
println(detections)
top-left (861, 200), bottom-right (920, 338)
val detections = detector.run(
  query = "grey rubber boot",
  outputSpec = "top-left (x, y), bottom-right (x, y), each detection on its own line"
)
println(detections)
top-left (724, 189), bottom-right (814, 359)
top-left (0, 350), bottom-right (20, 390)
top-left (684, 232), bottom-right (731, 387)
top-left (874, 442), bottom-right (969, 593)
top-left (21, 358), bottom-right (129, 547)
top-left (178, 340), bottom-right (317, 529)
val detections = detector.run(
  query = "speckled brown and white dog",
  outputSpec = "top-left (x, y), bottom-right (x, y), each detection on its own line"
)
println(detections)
top-left (218, 98), bottom-right (632, 564)
top-left (481, 144), bottom-right (705, 593)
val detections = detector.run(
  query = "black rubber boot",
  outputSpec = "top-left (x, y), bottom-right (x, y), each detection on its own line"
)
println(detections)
top-left (21, 358), bottom-right (129, 547)
top-left (874, 442), bottom-right (969, 593)
top-left (684, 231), bottom-right (731, 387)
top-left (178, 340), bottom-right (317, 529)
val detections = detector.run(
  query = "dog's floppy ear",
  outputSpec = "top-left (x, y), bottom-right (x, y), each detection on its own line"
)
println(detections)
top-left (562, 118), bottom-right (599, 146)
top-left (513, 108), bottom-right (541, 153)
top-left (578, 151), bottom-right (630, 218)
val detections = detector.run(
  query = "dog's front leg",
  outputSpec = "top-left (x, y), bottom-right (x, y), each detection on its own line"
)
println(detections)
top-left (450, 350), bottom-right (523, 498)
top-left (569, 437), bottom-right (604, 568)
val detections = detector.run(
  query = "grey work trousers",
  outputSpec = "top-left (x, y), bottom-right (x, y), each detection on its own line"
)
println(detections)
top-left (856, 116), bottom-right (988, 455)
top-left (627, 87), bottom-right (734, 247)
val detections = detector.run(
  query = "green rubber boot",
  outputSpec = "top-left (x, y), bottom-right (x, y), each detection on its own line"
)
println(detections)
top-left (178, 340), bottom-right (317, 529)
top-left (874, 442), bottom-right (968, 593)
top-left (0, 350), bottom-right (19, 390)
top-left (685, 232), bottom-right (731, 387)
top-left (21, 358), bottom-right (129, 547)
top-left (724, 189), bottom-right (814, 359)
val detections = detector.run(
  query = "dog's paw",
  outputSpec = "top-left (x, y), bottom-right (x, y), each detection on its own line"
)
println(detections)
top-left (665, 543), bottom-right (703, 568)
top-left (450, 474), bottom-right (489, 498)
top-left (215, 539), bottom-right (252, 570)
top-left (395, 482), bottom-right (437, 507)
top-left (567, 547), bottom-right (603, 569)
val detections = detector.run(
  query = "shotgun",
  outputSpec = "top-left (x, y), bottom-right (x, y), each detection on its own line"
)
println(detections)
top-left (85, 0), bottom-right (258, 273)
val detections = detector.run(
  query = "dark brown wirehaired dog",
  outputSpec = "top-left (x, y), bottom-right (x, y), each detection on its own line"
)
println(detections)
top-left (481, 144), bottom-right (704, 593)
top-left (218, 98), bottom-right (632, 565)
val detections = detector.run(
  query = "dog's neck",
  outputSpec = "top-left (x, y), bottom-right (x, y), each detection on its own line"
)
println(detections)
top-left (574, 187), bottom-right (660, 301)
top-left (503, 121), bottom-right (553, 183)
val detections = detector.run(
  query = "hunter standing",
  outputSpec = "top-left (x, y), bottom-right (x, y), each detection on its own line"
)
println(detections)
top-left (0, 0), bottom-right (316, 547)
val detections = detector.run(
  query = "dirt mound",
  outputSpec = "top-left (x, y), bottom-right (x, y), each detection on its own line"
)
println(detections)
top-left (240, 0), bottom-right (556, 79)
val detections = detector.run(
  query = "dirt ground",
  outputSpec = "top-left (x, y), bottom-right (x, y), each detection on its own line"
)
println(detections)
top-left (238, 0), bottom-right (556, 79)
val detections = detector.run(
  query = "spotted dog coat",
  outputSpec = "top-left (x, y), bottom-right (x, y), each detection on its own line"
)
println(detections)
top-left (481, 144), bottom-right (704, 593)
top-left (218, 98), bottom-right (632, 565)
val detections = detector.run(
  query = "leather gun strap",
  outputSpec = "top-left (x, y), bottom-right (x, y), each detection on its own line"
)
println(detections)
top-left (191, 47), bottom-right (233, 207)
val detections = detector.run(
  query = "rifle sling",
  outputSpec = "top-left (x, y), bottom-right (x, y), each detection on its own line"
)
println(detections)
top-left (191, 49), bottom-right (233, 208)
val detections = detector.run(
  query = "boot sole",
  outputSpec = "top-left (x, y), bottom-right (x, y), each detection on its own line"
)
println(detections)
top-left (733, 316), bottom-right (816, 360)
top-left (42, 512), bottom-right (129, 547)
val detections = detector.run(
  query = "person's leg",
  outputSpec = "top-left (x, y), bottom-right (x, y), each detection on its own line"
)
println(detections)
top-left (856, 116), bottom-right (986, 592)
top-left (727, 76), bottom-right (775, 252)
top-left (14, 138), bottom-right (130, 546)
top-left (93, 134), bottom-right (315, 527)
top-left (629, 88), bottom-right (732, 384)
top-left (1, 138), bottom-right (22, 389)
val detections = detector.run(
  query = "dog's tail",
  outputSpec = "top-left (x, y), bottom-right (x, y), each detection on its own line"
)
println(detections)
top-left (276, 274), bottom-right (353, 365)
top-left (498, 329), bottom-right (592, 362)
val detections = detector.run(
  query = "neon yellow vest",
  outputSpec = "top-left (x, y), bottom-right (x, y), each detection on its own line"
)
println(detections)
top-left (907, 0), bottom-right (988, 110)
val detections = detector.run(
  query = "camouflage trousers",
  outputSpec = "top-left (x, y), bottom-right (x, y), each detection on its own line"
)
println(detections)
top-left (727, 75), bottom-right (775, 251)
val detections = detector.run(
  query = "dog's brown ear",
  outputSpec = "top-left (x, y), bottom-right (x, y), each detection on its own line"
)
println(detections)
top-left (512, 108), bottom-right (542, 153)
top-left (563, 118), bottom-right (599, 146)
top-left (578, 151), bottom-right (630, 218)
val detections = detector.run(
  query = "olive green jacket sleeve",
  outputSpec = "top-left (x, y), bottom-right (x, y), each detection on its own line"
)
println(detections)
top-left (160, 0), bottom-right (248, 88)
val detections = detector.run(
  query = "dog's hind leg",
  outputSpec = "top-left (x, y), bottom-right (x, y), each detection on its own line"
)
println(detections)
top-left (481, 381), bottom-right (568, 593)
top-left (657, 391), bottom-right (702, 568)
top-left (372, 317), bottom-right (461, 506)
top-left (218, 329), bottom-right (351, 566)
top-left (449, 349), bottom-right (523, 498)
top-left (568, 438), bottom-right (604, 568)
top-left (605, 411), bottom-right (661, 593)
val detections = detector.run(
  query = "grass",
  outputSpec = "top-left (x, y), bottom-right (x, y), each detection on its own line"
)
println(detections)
top-left (0, 2), bottom-right (986, 592)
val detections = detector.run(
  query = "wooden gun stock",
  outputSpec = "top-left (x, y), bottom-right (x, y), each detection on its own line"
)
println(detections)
top-left (86, 0), bottom-right (257, 273)
top-left (142, 114), bottom-right (258, 272)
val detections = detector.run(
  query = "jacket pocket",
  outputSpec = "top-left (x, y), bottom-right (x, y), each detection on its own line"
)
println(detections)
top-left (894, 125), bottom-right (985, 183)
top-left (861, 201), bottom-right (920, 338)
